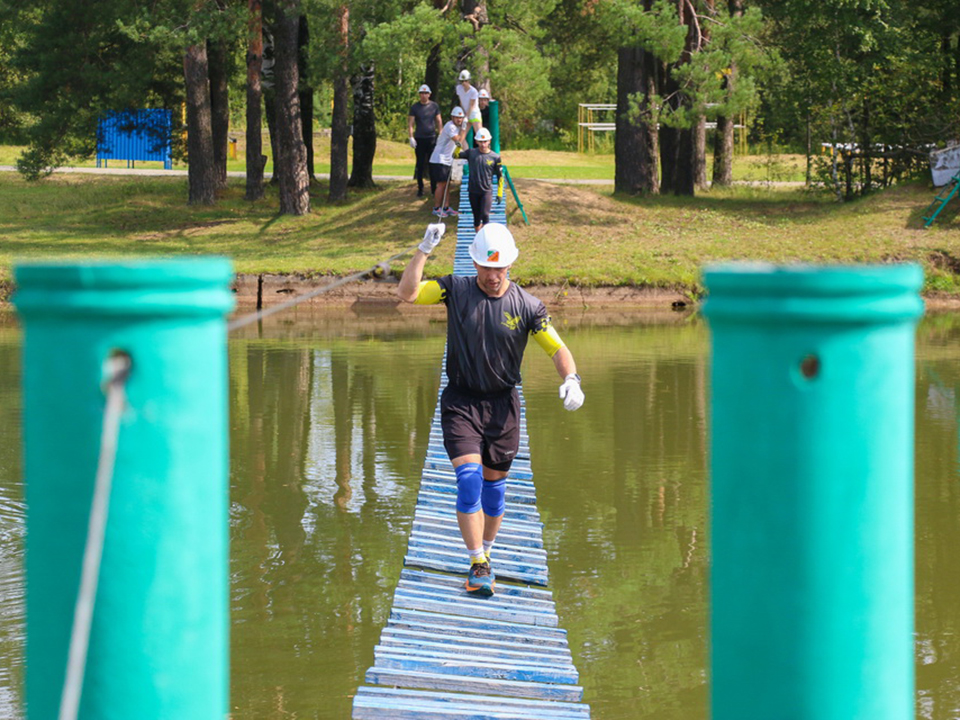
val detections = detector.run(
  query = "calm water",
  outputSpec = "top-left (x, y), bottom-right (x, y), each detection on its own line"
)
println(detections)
top-left (0, 307), bottom-right (959, 719)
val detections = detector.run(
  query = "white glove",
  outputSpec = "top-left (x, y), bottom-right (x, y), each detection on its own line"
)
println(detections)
top-left (419, 222), bottom-right (446, 254)
top-left (409, 137), bottom-right (417, 148)
top-left (559, 374), bottom-right (584, 411)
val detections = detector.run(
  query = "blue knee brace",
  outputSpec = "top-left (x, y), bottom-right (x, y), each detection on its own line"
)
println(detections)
top-left (455, 463), bottom-right (483, 514)
top-left (481, 478), bottom-right (507, 517)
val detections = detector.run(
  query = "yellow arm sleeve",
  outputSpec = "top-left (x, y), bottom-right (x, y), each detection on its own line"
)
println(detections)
top-left (413, 280), bottom-right (446, 305)
top-left (532, 324), bottom-right (566, 357)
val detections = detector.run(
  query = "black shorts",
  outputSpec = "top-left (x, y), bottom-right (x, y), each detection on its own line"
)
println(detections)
top-left (440, 385), bottom-right (521, 472)
top-left (429, 162), bottom-right (451, 185)
top-left (469, 191), bottom-right (493, 227)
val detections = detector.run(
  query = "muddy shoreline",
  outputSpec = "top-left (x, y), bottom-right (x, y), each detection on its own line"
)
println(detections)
top-left (231, 273), bottom-right (695, 311)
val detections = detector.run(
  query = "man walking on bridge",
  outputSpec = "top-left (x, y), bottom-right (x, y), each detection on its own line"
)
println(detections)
top-left (397, 223), bottom-right (585, 596)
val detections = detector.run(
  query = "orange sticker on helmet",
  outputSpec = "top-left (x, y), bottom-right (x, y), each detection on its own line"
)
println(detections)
top-left (487, 250), bottom-right (500, 262)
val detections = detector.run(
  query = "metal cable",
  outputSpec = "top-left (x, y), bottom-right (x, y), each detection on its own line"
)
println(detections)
top-left (227, 241), bottom-right (423, 332)
top-left (58, 352), bottom-right (132, 720)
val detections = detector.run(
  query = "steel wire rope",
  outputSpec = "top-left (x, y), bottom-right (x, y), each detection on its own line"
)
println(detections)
top-left (228, 223), bottom-right (451, 331)
top-left (58, 351), bottom-right (132, 720)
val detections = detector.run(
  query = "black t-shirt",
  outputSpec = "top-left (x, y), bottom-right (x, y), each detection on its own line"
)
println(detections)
top-left (408, 101), bottom-right (440, 139)
top-left (462, 148), bottom-right (502, 194)
top-left (436, 275), bottom-right (550, 394)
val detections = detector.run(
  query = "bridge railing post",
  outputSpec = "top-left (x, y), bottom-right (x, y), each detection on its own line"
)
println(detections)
top-left (14, 259), bottom-right (234, 719)
top-left (702, 264), bottom-right (923, 720)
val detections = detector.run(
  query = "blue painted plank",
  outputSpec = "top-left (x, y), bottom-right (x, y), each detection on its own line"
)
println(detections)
top-left (411, 520), bottom-right (544, 549)
top-left (353, 687), bottom-right (589, 719)
top-left (411, 508), bottom-right (545, 535)
top-left (372, 652), bottom-right (579, 685)
top-left (402, 552), bottom-right (549, 587)
top-left (392, 586), bottom-right (557, 617)
top-left (354, 696), bottom-right (588, 720)
top-left (374, 642), bottom-right (574, 669)
top-left (394, 583), bottom-right (557, 614)
top-left (379, 628), bottom-right (572, 658)
top-left (387, 609), bottom-right (568, 641)
top-left (406, 533), bottom-right (548, 563)
top-left (391, 589), bottom-right (556, 625)
top-left (399, 570), bottom-right (555, 599)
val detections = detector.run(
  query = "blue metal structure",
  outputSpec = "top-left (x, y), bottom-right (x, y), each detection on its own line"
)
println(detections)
top-left (352, 179), bottom-right (591, 718)
top-left (96, 110), bottom-right (173, 170)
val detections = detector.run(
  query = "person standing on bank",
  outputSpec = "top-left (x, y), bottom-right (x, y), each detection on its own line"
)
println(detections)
top-left (397, 222), bottom-right (585, 596)
top-left (408, 84), bottom-right (442, 198)
top-left (428, 106), bottom-right (468, 218)
top-left (456, 70), bottom-right (482, 138)
top-left (460, 127), bottom-right (502, 233)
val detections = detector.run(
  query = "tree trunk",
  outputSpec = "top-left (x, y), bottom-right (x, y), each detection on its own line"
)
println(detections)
top-left (614, 44), bottom-right (658, 195)
top-left (298, 15), bottom-right (315, 180)
top-left (261, 25), bottom-right (279, 184)
top-left (659, 1), bottom-right (698, 197)
top-left (423, 0), bottom-right (447, 101)
top-left (694, 115), bottom-right (707, 189)
top-left (329, 3), bottom-right (350, 202)
top-left (183, 43), bottom-right (217, 205)
top-left (348, 62), bottom-right (376, 188)
top-left (274, 2), bottom-right (310, 215)
top-left (712, 0), bottom-right (741, 187)
top-left (207, 36), bottom-right (230, 191)
top-left (245, 0), bottom-right (265, 201)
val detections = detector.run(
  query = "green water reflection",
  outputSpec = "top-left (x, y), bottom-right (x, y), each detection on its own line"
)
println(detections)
top-left (0, 309), bottom-right (958, 719)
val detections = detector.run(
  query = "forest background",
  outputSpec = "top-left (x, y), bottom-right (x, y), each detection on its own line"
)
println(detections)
top-left (0, 0), bottom-right (957, 211)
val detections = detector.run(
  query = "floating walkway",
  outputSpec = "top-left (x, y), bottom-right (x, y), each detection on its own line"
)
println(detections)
top-left (352, 173), bottom-right (591, 719)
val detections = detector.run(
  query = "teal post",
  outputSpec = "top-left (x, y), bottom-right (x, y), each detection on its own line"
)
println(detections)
top-left (489, 100), bottom-right (500, 153)
top-left (14, 260), bottom-right (234, 719)
top-left (702, 264), bottom-right (923, 720)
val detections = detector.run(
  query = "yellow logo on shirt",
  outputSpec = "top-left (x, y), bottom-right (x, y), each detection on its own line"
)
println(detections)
top-left (502, 312), bottom-right (521, 330)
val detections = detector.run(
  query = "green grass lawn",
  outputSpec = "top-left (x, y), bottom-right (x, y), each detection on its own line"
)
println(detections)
top-left (0, 139), bottom-right (809, 183)
top-left (0, 166), bottom-right (956, 297)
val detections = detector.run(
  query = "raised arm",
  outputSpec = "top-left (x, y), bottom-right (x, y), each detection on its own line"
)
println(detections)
top-left (397, 223), bottom-right (446, 303)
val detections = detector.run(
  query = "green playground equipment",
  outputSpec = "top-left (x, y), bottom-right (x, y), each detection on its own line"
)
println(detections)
top-left (502, 166), bottom-right (529, 225)
top-left (923, 172), bottom-right (960, 227)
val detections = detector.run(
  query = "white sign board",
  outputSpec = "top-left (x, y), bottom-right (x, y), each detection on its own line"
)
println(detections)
top-left (930, 145), bottom-right (960, 186)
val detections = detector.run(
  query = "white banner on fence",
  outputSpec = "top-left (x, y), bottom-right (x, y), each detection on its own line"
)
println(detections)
top-left (930, 145), bottom-right (960, 186)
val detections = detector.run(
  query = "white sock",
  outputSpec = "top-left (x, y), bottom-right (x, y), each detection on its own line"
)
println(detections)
top-left (482, 540), bottom-right (494, 557)
top-left (469, 547), bottom-right (486, 564)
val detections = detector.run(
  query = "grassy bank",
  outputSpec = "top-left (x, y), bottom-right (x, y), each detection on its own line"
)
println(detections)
top-left (0, 139), bottom-right (809, 183)
top-left (0, 167), bottom-right (957, 297)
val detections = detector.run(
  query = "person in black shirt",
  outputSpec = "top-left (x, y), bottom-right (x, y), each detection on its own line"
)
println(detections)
top-left (407, 84), bottom-right (442, 198)
top-left (461, 128), bottom-right (503, 232)
top-left (396, 222), bottom-right (585, 596)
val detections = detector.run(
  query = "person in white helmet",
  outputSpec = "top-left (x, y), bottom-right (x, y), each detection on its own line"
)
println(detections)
top-left (456, 69), bottom-right (482, 137)
top-left (397, 222), bottom-right (584, 596)
top-left (407, 84), bottom-right (442, 198)
top-left (460, 127), bottom-right (503, 232)
top-left (476, 88), bottom-right (492, 141)
top-left (428, 106), bottom-right (468, 217)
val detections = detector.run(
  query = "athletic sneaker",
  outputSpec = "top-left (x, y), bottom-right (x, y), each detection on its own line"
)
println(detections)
top-left (465, 559), bottom-right (494, 596)
top-left (432, 207), bottom-right (444, 217)
top-left (443, 206), bottom-right (459, 216)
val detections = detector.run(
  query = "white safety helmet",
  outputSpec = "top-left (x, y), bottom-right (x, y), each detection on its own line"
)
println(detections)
top-left (450, 106), bottom-right (465, 118)
top-left (475, 128), bottom-right (492, 142)
top-left (478, 89), bottom-right (491, 99)
top-left (459, 69), bottom-right (471, 82)
top-left (418, 84), bottom-right (431, 93)
top-left (469, 224), bottom-right (518, 268)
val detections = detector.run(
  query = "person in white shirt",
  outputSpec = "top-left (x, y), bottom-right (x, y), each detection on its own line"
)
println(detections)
top-left (456, 70), bottom-right (482, 137)
top-left (428, 106), bottom-right (468, 217)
